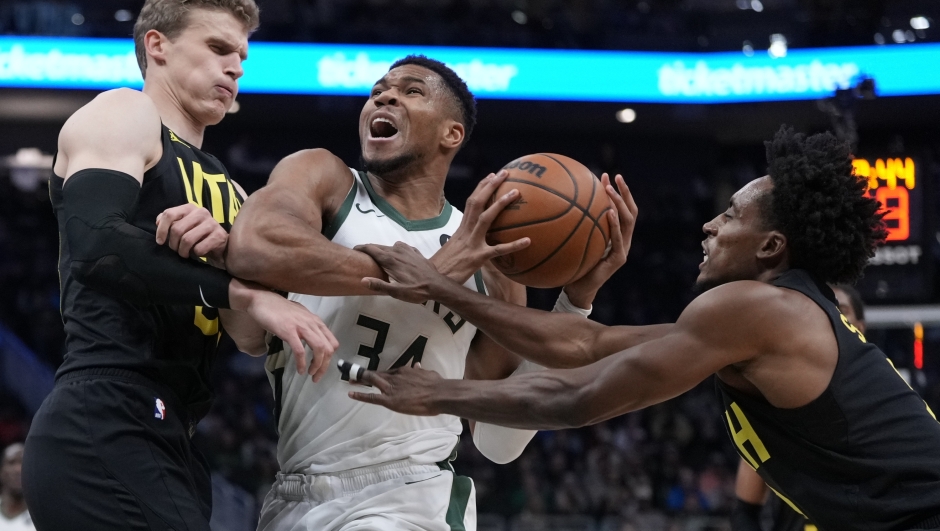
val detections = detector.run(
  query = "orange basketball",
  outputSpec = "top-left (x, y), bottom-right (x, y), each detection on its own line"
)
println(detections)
top-left (486, 153), bottom-right (612, 288)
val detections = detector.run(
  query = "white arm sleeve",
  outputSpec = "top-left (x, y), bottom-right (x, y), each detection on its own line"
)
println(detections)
top-left (471, 290), bottom-right (591, 464)
top-left (471, 359), bottom-right (543, 464)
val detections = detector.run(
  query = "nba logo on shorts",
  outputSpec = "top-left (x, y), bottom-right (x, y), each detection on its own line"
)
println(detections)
top-left (154, 398), bottom-right (166, 420)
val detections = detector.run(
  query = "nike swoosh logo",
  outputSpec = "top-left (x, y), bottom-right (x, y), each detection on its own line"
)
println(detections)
top-left (356, 203), bottom-right (385, 217)
top-left (404, 473), bottom-right (443, 485)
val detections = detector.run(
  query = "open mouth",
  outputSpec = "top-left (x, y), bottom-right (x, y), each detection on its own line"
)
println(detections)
top-left (369, 117), bottom-right (399, 139)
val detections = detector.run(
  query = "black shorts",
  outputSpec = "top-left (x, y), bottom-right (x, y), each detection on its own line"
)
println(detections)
top-left (23, 368), bottom-right (212, 531)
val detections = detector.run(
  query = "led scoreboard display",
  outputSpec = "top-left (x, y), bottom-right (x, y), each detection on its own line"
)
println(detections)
top-left (853, 156), bottom-right (934, 302)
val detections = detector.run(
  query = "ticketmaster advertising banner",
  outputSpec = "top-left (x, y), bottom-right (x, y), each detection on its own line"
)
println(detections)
top-left (0, 36), bottom-right (938, 104)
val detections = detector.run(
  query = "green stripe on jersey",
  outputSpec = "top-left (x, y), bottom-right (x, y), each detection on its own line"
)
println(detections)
top-left (323, 180), bottom-right (357, 241)
top-left (444, 475), bottom-right (473, 531)
top-left (359, 171), bottom-right (453, 231)
top-left (473, 270), bottom-right (487, 295)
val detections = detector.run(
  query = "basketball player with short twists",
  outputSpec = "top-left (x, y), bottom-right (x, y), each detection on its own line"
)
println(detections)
top-left (22, 1), bottom-right (337, 530)
top-left (226, 55), bottom-right (635, 531)
top-left (355, 128), bottom-right (940, 531)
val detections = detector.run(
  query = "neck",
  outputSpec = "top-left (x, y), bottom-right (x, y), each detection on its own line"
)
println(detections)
top-left (756, 264), bottom-right (789, 284)
top-left (0, 490), bottom-right (25, 519)
top-left (367, 159), bottom-right (450, 220)
top-left (143, 78), bottom-right (206, 148)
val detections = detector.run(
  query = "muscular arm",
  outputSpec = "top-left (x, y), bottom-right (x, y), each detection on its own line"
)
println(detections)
top-left (353, 282), bottom-right (770, 429)
top-left (362, 245), bottom-right (671, 368)
top-left (55, 88), bottom-right (235, 308)
top-left (462, 264), bottom-right (527, 400)
top-left (226, 150), bottom-right (387, 295)
top-left (56, 88), bottom-right (163, 182)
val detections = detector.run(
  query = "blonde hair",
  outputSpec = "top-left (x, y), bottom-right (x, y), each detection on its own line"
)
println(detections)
top-left (133, 0), bottom-right (260, 77)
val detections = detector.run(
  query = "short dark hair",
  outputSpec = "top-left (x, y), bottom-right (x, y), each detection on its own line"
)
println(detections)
top-left (389, 55), bottom-right (477, 143)
top-left (831, 284), bottom-right (866, 321)
top-left (762, 126), bottom-right (887, 284)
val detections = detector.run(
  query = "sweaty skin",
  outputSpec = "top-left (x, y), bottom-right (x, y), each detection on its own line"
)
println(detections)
top-left (348, 177), bottom-right (841, 430)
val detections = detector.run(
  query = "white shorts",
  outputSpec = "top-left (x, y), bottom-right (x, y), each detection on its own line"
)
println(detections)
top-left (257, 459), bottom-right (476, 531)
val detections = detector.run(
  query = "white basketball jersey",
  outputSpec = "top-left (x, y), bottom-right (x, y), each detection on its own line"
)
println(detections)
top-left (266, 169), bottom-right (485, 474)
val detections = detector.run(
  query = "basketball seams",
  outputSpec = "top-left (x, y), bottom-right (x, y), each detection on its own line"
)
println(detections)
top-left (497, 155), bottom-right (587, 280)
top-left (566, 173), bottom-right (601, 285)
top-left (489, 153), bottom-right (613, 287)
top-left (507, 212), bottom-right (590, 278)
top-left (486, 179), bottom-right (575, 233)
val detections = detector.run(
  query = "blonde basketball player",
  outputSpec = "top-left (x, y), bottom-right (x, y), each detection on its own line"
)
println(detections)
top-left (227, 55), bottom-right (634, 531)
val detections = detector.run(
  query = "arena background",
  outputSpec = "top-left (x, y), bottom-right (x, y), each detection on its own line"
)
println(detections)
top-left (1, 1), bottom-right (940, 530)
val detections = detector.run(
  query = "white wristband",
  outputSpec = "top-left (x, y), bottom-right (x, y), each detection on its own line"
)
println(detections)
top-left (553, 289), bottom-right (591, 318)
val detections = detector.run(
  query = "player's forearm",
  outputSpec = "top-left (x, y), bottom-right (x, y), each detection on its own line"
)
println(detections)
top-left (432, 278), bottom-right (666, 367)
top-left (227, 213), bottom-right (386, 296)
top-left (218, 306), bottom-right (267, 356)
top-left (430, 279), bottom-right (599, 368)
top-left (432, 370), bottom-right (592, 430)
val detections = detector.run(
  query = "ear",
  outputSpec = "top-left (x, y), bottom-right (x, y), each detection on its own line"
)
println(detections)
top-left (440, 120), bottom-right (465, 150)
top-left (144, 29), bottom-right (170, 69)
top-left (756, 230), bottom-right (787, 262)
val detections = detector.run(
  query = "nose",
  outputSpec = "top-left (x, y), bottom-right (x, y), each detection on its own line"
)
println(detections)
top-left (702, 216), bottom-right (718, 236)
top-left (374, 88), bottom-right (399, 107)
top-left (225, 56), bottom-right (243, 81)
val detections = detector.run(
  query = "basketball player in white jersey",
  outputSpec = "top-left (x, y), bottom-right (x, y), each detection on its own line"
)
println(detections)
top-left (227, 55), bottom-right (632, 531)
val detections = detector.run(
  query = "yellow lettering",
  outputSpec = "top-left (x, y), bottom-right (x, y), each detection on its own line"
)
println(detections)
top-left (887, 358), bottom-right (937, 420)
top-left (176, 158), bottom-right (197, 206)
top-left (191, 161), bottom-right (205, 211)
top-left (168, 130), bottom-right (190, 147)
top-left (725, 402), bottom-right (771, 469)
top-left (225, 180), bottom-right (237, 223)
top-left (840, 313), bottom-right (866, 342)
top-left (199, 170), bottom-right (228, 223)
top-left (194, 306), bottom-right (219, 336)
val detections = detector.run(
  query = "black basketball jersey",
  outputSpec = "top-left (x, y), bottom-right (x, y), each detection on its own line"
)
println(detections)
top-left (717, 269), bottom-right (940, 531)
top-left (50, 125), bottom-right (243, 420)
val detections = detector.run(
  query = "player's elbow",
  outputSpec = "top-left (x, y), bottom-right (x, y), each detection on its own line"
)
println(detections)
top-left (234, 336), bottom-right (268, 357)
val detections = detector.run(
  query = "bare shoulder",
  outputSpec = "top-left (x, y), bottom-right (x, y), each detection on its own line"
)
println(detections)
top-left (57, 88), bottom-right (161, 180)
top-left (62, 88), bottom-right (160, 141)
top-left (480, 262), bottom-right (526, 305)
top-left (679, 280), bottom-right (820, 347)
top-left (240, 148), bottom-right (353, 225)
top-left (269, 149), bottom-right (351, 190)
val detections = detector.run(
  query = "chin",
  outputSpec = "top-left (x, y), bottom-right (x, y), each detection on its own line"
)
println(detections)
top-left (361, 151), bottom-right (420, 176)
top-left (693, 275), bottom-right (723, 293)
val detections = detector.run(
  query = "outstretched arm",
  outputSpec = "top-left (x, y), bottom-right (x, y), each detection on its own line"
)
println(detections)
top-left (357, 174), bottom-right (669, 368)
top-left (349, 283), bottom-right (761, 429)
